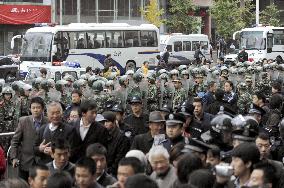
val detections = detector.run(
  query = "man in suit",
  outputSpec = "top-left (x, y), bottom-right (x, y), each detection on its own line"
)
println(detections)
top-left (131, 111), bottom-right (165, 154)
top-left (34, 101), bottom-right (75, 164)
top-left (10, 97), bottom-right (48, 181)
top-left (70, 99), bottom-right (108, 163)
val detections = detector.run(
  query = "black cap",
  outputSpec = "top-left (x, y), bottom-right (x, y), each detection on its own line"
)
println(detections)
top-left (111, 103), bottom-right (124, 113)
top-left (130, 96), bottom-right (142, 104)
top-left (101, 111), bottom-right (116, 122)
top-left (248, 104), bottom-right (266, 116)
top-left (160, 104), bottom-right (172, 113)
top-left (182, 138), bottom-right (212, 153)
top-left (166, 113), bottom-right (186, 126)
top-left (176, 104), bottom-right (194, 117)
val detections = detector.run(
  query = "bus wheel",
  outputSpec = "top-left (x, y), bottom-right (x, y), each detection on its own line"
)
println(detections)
top-left (126, 61), bottom-right (136, 72)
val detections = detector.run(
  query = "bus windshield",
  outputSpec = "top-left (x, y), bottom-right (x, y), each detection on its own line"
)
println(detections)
top-left (240, 31), bottom-right (265, 50)
top-left (21, 32), bottom-right (53, 62)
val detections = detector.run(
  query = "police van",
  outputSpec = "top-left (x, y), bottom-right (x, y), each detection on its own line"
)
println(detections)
top-left (25, 64), bottom-right (86, 82)
top-left (160, 33), bottom-right (210, 65)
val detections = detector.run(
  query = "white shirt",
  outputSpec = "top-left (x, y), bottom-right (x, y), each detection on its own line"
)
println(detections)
top-left (49, 123), bottom-right (58, 132)
top-left (79, 119), bottom-right (91, 140)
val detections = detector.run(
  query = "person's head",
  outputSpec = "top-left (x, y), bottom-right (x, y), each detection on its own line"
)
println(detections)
top-left (188, 169), bottom-right (215, 188)
top-left (51, 139), bottom-right (70, 169)
top-left (149, 146), bottom-right (170, 176)
top-left (125, 174), bottom-right (158, 188)
top-left (231, 143), bottom-right (260, 178)
top-left (193, 97), bottom-right (203, 117)
top-left (130, 102), bottom-right (143, 115)
top-left (47, 102), bottom-right (63, 125)
top-left (271, 81), bottom-right (281, 94)
top-left (106, 54), bottom-right (111, 59)
top-left (117, 157), bottom-right (144, 186)
top-left (215, 89), bottom-right (225, 101)
top-left (169, 142), bottom-right (185, 167)
top-left (166, 122), bottom-right (183, 140)
top-left (46, 172), bottom-right (72, 188)
top-left (248, 161), bottom-right (276, 188)
top-left (30, 97), bottom-right (45, 119)
top-left (224, 81), bottom-right (234, 93)
top-left (86, 143), bottom-right (107, 177)
top-left (173, 80), bottom-right (182, 89)
top-left (40, 68), bottom-right (47, 78)
top-left (269, 94), bottom-right (283, 110)
top-left (149, 111), bottom-right (165, 136)
top-left (80, 100), bottom-right (97, 123)
top-left (143, 61), bottom-right (149, 68)
top-left (252, 92), bottom-right (266, 106)
top-left (71, 89), bottom-right (82, 104)
top-left (75, 157), bottom-right (97, 188)
top-left (86, 66), bottom-right (92, 74)
top-left (255, 132), bottom-right (271, 160)
top-left (125, 150), bottom-right (148, 169)
top-left (28, 164), bottom-right (50, 188)
top-left (176, 153), bottom-right (203, 184)
top-left (208, 81), bottom-right (217, 93)
top-left (206, 147), bottom-right (221, 168)
top-left (0, 178), bottom-right (29, 188)
top-left (68, 107), bottom-right (80, 123)
top-left (102, 111), bottom-right (116, 131)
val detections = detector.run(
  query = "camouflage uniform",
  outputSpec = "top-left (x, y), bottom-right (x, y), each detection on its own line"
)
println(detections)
top-left (19, 96), bottom-right (31, 117)
top-left (93, 92), bottom-right (107, 114)
top-left (172, 88), bottom-right (187, 111)
top-left (147, 83), bottom-right (159, 112)
top-left (237, 83), bottom-right (252, 114)
top-left (191, 83), bottom-right (206, 97)
top-left (256, 79), bottom-right (271, 97)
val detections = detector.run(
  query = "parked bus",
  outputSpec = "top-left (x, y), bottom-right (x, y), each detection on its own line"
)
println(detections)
top-left (160, 33), bottom-right (210, 65)
top-left (11, 23), bottom-right (160, 77)
top-left (233, 26), bottom-right (284, 62)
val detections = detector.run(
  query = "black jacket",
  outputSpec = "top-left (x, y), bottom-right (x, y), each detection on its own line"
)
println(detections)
top-left (97, 171), bottom-right (116, 187)
top-left (131, 132), bottom-right (154, 154)
top-left (123, 113), bottom-right (149, 137)
top-left (70, 120), bottom-right (108, 163)
top-left (107, 127), bottom-right (130, 176)
top-left (34, 122), bottom-right (76, 164)
top-left (46, 161), bottom-right (75, 177)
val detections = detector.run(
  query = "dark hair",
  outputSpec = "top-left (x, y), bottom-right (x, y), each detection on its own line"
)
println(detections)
top-left (271, 81), bottom-right (281, 92)
top-left (40, 68), bottom-right (47, 75)
top-left (125, 174), bottom-right (158, 188)
top-left (46, 171), bottom-right (73, 188)
top-left (188, 169), bottom-right (215, 188)
top-left (177, 153), bottom-right (203, 184)
top-left (75, 157), bottom-right (96, 175)
top-left (207, 147), bottom-right (221, 159)
top-left (269, 94), bottom-right (283, 109)
top-left (71, 89), bottom-right (82, 97)
top-left (225, 81), bottom-right (234, 90)
top-left (231, 143), bottom-right (260, 170)
top-left (253, 161), bottom-right (277, 186)
top-left (169, 142), bottom-right (185, 163)
top-left (118, 157), bottom-right (144, 174)
top-left (254, 91), bottom-right (266, 103)
top-left (29, 164), bottom-right (49, 179)
top-left (256, 132), bottom-right (270, 142)
top-left (51, 138), bottom-right (70, 153)
top-left (193, 97), bottom-right (203, 104)
top-left (86, 66), bottom-right (92, 73)
top-left (207, 81), bottom-right (216, 90)
top-left (215, 89), bottom-right (225, 101)
top-left (106, 54), bottom-right (111, 58)
top-left (86, 143), bottom-right (107, 158)
top-left (30, 96), bottom-right (45, 109)
top-left (80, 99), bottom-right (97, 114)
top-left (0, 178), bottom-right (29, 188)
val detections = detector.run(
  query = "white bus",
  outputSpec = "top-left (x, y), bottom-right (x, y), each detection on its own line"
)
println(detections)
top-left (12, 23), bottom-right (160, 77)
top-left (160, 33), bottom-right (210, 65)
top-left (233, 26), bottom-right (284, 62)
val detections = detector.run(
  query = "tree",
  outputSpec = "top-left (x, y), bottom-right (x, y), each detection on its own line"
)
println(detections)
top-left (141, 0), bottom-right (164, 28)
top-left (260, 3), bottom-right (281, 27)
top-left (210, 0), bottom-right (254, 39)
top-left (165, 0), bottom-right (202, 34)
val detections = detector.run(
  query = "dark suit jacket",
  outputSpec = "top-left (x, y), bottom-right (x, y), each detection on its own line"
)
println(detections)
top-left (131, 132), bottom-right (154, 154)
top-left (34, 122), bottom-right (76, 164)
top-left (46, 161), bottom-right (75, 177)
top-left (10, 115), bottom-right (48, 171)
top-left (70, 120), bottom-right (108, 163)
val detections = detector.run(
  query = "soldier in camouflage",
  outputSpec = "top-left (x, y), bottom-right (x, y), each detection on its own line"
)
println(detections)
top-left (19, 84), bottom-right (32, 117)
top-left (0, 86), bottom-right (19, 153)
top-left (245, 75), bottom-right (254, 95)
top-left (256, 72), bottom-right (271, 97)
top-left (172, 78), bottom-right (187, 111)
top-left (237, 82), bottom-right (252, 115)
top-left (55, 80), bottom-right (70, 108)
top-left (127, 72), bottom-right (145, 102)
top-left (191, 74), bottom-right (206, 98)
top-left (146, 75), bottom-right (159, 112)
top-left (92, 80), bottom-right (108, 114)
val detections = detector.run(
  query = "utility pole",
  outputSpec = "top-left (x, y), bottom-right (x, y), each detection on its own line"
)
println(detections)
top-left (77, 0), bottom-right (81, 23)
top-left (256, 0), bottom-right (259, 25)
top-left (60, 0), bottom-right (62, 25)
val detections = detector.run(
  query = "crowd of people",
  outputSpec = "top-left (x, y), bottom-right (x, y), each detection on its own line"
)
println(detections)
top-left (0, 54), bottom-right (284, 188)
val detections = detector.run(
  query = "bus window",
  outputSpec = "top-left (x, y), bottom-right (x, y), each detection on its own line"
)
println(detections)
top-left (274, 30), bottom-right (284, 45)
top-left (69, 32), bottom-right (87, 49)
top-left (200, 41), bottom-right (208, 50)
top-left (174, 41), bottom-right (182, 52)
top-left (192, 41), bottom-right (199, 51)
top-left (125, 31), bottom-right (140, 47)
top-left (86, 31), bottom-right (105, 49)
top-left (141, 31), bottom-right (157, 47)
top-left (166, 45), bottom-right (172, 52)
top-left (54, 32), bottom-right (69, 61)
top-left (106, 31), bottom-right (124, 48)
top-left (183, 41), bottom-right (191, 51)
